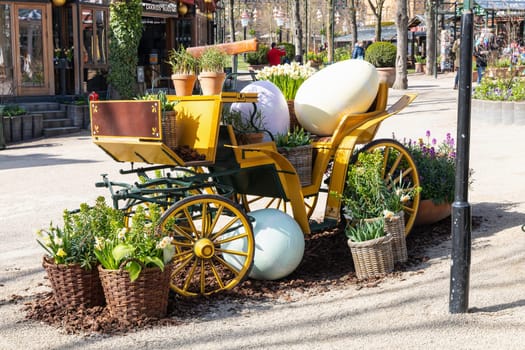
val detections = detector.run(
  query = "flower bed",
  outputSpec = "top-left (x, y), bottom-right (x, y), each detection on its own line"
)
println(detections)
top-left (472, 77), bottom-right (525, 125)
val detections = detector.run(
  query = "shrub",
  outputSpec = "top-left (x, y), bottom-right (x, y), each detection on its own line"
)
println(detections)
top-left (246, 44), bottom-right (269, 65)
top-left (365, 41), bottom-right (397, 67)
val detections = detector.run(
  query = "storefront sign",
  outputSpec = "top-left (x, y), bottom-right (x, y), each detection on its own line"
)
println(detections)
top-left (142, 1), bottom-right (178, 14)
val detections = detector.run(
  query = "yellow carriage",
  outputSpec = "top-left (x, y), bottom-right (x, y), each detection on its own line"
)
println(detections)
top-left (91, 74), bottom-right (418, 297)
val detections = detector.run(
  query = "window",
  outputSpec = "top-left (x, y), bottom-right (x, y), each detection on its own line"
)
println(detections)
top-left (81, 8), bottom-right (107, 65)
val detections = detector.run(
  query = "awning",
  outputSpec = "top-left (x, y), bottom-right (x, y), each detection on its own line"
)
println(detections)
top-left (475, 0), bottom-right (525, 11)
top-left (335, 25), bottom-right (397, 43)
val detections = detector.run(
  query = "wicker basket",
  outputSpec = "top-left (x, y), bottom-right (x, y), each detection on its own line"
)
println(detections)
top-left (347, 235), bottom-right (394, 280)
top-left (384, 211), bottom-right (408, 263)
top-left (287, 100), bottom-right (300, 130)
top-left (98, 263), bottom-right (172, 320)
top-left (162, 111), bottom-right (178, 150)
top-left (42, 256), bottom-right (105, 309)
top-left (278, 144), bottom-right (313, 186)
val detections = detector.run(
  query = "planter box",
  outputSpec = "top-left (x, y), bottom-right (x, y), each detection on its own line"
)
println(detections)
top-left (2, 114), bottom-right (44, 143)
top-left (66, 104), bottom-right (89, 129)
top-left (472, 99), bottom-right (525, 125)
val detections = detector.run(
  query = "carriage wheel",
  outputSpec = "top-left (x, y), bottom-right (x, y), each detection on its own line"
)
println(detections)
top-left (238, 193), bottom-right (319, 219)
top-left (353, 139), bottom-right (420, 235)
top-left (158, 194), bottom-right (255, 296)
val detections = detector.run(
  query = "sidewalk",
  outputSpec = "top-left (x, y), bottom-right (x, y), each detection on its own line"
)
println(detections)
top-left (1, 72), bottom-right (525, 349)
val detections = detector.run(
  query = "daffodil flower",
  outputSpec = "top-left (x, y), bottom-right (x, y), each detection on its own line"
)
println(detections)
top-left (56, 248), bottom-right (67, 258)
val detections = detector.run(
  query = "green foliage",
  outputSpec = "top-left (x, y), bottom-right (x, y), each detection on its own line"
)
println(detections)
top-left (1, 105), bottom-right (26, 116)
top-left (222, 108), bottom-right (265, 133)
top-left (279, 42), bottom-right (295, 62)
top-left (345, 219), bottom-right (385, 242)
top-left (275, 126), bottom-right (312, 149)
top-left (472, 77), bottom-right (525, 101)
top-left (341, 150), bottom-right (389, 220)
top-left (365, 41), bottom-right (397, 67)
top-left (107, 0), bottom-right (143, 99)
top-left (415, 55), bottom-right (426, 64)
top-left (94, 204), bottom-right (175, 282)
top-left (307, 50), bottom-right (327, 64)
top-left (134, 90), bottom-right (177, 111)
top-left (399, 131), bottom-right (458, 205)
top-left (36, 197), bottom-right (124, 269)
top-left (246, 44), bottom-right (269, 65)
top-left (167, 46), bottom-right (198, 75)
top-left (334, 47), bottom-right (351, 62)
top-left (199, 47), bottom-right (229, 73)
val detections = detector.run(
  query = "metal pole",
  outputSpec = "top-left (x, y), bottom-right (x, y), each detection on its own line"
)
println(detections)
top-left (434, 1), bottom-right (438, 79)
top-left (449, 0), bottom-right (473, 314)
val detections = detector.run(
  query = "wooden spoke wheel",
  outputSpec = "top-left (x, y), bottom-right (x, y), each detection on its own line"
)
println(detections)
top-left (238, 193), bottom-right (319, 219)
top-left (158, 194), bottom-right (255, 296)
top-left (353, 139), bottom-right (420, 235)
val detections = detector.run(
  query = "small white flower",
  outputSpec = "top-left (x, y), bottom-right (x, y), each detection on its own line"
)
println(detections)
top-left (94, 236), bottom-right (104, 250)
top-left (156, 236), bottom-right (173, 249)
top-left (400, 194), bottom-right (411, 203)
top-left (53, 237), bottom-right (63, 246)
top-left (383, 210), bottom-right (395, 220)
top-left (118, 227), bottom-right (127, 240)
top-left (43, 236), bottom-right (52, 246)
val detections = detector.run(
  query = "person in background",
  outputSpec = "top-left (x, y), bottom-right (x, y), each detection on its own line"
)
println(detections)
top-left (452, 38), bottom-right (460, 89)
top-left (473, 42), bottom-right (488, 84)
top-left (352, 41), bottom-right (365, 60)
top-left (268, 42), bottom-right (286, 66)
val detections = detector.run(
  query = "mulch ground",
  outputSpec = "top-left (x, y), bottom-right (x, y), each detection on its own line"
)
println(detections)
top-left (18, 216), bottom-right (481, 335)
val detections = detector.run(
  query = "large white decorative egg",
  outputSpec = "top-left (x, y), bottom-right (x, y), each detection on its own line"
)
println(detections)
top-left (222, 209), bottom-right (305, 280)
top-left (294, 60), bottom-right (379, 136)
top-left (230, 80), bottom-right (289, 140)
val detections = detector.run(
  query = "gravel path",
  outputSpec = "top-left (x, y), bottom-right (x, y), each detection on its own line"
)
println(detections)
top-left (2, 72), bottom-right (525, 349)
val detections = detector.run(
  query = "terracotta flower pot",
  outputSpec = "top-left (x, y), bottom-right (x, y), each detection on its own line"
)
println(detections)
top-left (171, 73), bottom-right (196, 96)
top-left (198, 72), bottom-right (226, 96)
top-left (414, 199), bottom-right (452, 226)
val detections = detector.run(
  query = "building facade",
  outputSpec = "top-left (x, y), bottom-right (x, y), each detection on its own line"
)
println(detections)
top-left (0, 0), bottom-right (217, 99)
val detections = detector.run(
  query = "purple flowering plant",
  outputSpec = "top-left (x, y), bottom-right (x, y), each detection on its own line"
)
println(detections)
top-left (399, 130), bottom-right (457, 205)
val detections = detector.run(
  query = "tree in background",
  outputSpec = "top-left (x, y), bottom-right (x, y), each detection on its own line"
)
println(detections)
top-left (393, 0), bottom-right (408, 89)
top-left (367, 0), bottom-right (387, 41)
top-left (107, 0), bottom-right (143, 99)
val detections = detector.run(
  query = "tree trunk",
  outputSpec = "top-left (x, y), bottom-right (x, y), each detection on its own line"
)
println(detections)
top-left (294, 0), bottom-right (303, 60)
top-left (350, 0), bottom-right (358, 45)
top-left (425, 0), bottom-right (436, 76)
top-left (393, 0), bottom-right (408, 89)
top-left (368, 0), bottom-right (385, 42)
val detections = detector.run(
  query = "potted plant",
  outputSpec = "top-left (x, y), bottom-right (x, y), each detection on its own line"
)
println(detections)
top-left (135, 91), bottom-right (178, 149)
top-left (198, 47), bottom-right (229, 95)
top-left (275, 126), bottom-right (313, 186)
top-left (256, 62), bottom-right (316, 130)
top-left (398, 131), bottom-right (469, 225)
top-left (167, 46), bottom-right (198, 96)
top-left (365, 41), bottom-right (397, 87)
top-left (345, 219), bottom-right (394, 280)
top-left (382, 174), bottom-right (419, 263)
top-left (37, 197), bottom-right (124, 309)
top-left (94, 203), bottom-right (175, 320)
top-left (339, 150), bottom-right (390, 221)
top-left (222, 108), bottom-right (266, 144)
top-left (414, 55), bottom-right (426, 73)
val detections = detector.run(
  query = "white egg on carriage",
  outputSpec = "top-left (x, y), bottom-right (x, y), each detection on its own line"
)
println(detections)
top-left (294, 59), bottom-right (380, 136)
top-left (230, 80), bottom-right (290, 140)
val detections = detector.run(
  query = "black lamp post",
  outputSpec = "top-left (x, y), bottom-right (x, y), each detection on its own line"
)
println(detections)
top-left (241, 10), bottom-right (249, 41)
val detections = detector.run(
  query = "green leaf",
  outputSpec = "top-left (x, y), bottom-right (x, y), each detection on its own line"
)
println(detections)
top-left (127, 260), bottom-right (142, 282)
top-left (144, 256), bottom-right (165, 270)
top-left (112, 243), bottom-right (135, 262)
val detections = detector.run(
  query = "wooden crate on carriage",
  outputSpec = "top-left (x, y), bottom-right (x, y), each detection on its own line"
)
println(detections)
top-left (90, 96), bottom-right (225, 166)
